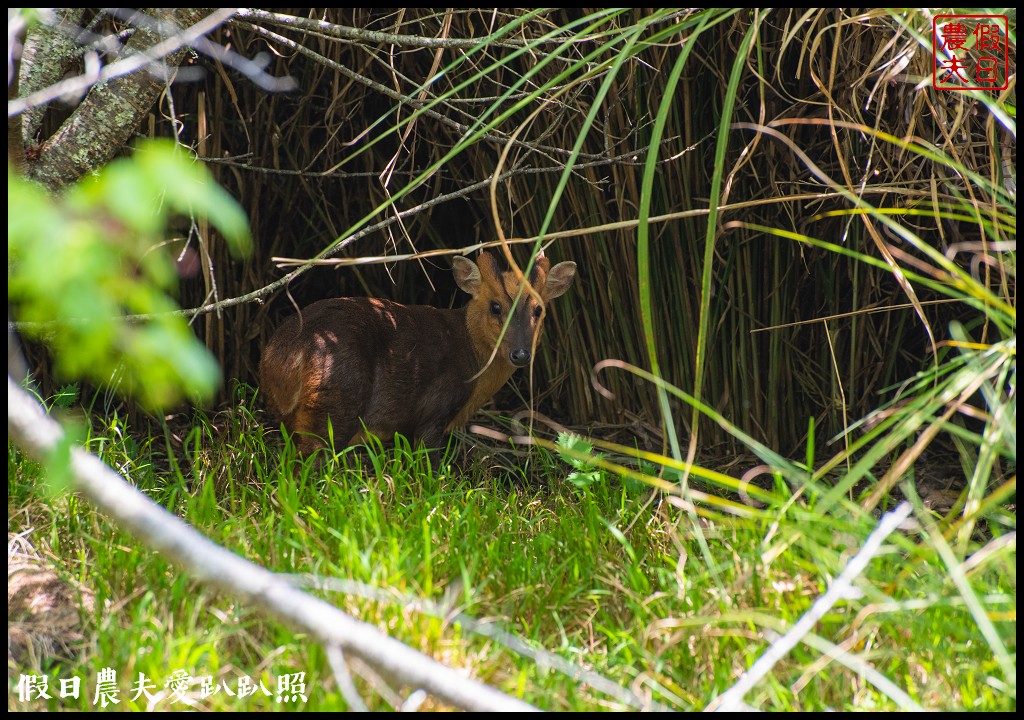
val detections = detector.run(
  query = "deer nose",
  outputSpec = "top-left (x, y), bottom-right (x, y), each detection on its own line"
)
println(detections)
top-left (509, 348), bottom-right (531, 367)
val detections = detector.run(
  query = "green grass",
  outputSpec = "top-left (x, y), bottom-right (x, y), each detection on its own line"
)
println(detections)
top-left (9, 7), bottom-right (1014, 713)
top-left (7, 385), bottom-right (1015, 711)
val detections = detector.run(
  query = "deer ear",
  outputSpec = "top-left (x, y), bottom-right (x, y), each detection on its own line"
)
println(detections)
top-left (544, 261), bottom-right (576, 299)
top-left (452, 256), bottom-right (482, 295)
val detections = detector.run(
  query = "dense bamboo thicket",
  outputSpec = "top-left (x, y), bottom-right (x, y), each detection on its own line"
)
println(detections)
top-left (33, 8), bottom-right (1011, 457)
top-left (10, 9), bottom-right (1016, 711)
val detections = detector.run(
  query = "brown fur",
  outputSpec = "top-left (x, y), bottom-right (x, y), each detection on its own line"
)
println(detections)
top-left (259, 252), bottom-right (576, 454)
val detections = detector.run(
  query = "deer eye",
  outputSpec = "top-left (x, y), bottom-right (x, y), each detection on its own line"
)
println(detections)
top-left (490, 301), bottom-right (502, 316)
top-left (533, 305), bottom-right (543, 319)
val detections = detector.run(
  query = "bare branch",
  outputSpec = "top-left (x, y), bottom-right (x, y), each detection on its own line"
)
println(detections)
top-left (287, 574), bottom-right (675, 712)
top-left (13, 184), bottom-right (904, 333)
top-left (235, 8), bottom-right (563, 50)
top-left (706, 502), bottom-right (919, 712)
top-left (234, 8), bottom-right (699, 51)
top-left (101, 7), bottom-right (297, 93)
top-left (232, 18), bottom-right (608, 162)
top-left (7, 376), bottom-right (540, 713)
top-left (22, 9), bottom-right (235, 191)
top-left (326, 645), bottom-right (370, 712)
top-left (8, 9), bottom-right (239, 118)
top-left (402, 689), bottom-right (429, 711)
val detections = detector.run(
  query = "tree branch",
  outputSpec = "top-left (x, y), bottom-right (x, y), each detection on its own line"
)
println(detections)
top-left (21, 9), bottom-right (232, 191)
top-left (232, 18), bottom-right (608, 163)
top-left (289, 574), bottom-right (673, 711)
top-left (15, 8), bottom-right (88, 144)
top-left (235, 8), bottom-right (563, 50)
top-left (706, 501), bottom-right (919, 712)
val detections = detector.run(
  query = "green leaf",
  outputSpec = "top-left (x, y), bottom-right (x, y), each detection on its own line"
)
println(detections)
top-left (8, 137), bottom-right (252, 410)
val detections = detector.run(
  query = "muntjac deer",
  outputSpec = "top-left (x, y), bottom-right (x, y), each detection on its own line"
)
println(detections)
top-left (259, 251), bottom-right (577, 454)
